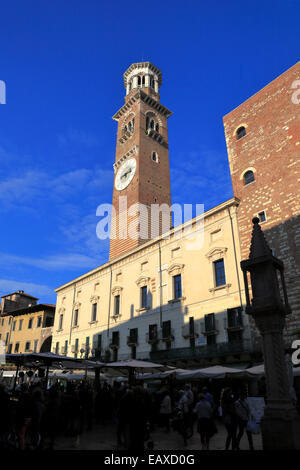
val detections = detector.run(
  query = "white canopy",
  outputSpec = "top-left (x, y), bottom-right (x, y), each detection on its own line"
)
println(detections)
top-left (103, 359), bottom-right (171, 373)
top-left (176, 365), bottom-right (244, 380)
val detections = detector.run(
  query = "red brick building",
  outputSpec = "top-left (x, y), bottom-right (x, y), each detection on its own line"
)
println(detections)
top-left (223, 61), bottom-right (300, 348)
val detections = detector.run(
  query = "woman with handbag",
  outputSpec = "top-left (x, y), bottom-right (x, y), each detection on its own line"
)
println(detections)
top-left (234, 391), bottom-right (254, 450)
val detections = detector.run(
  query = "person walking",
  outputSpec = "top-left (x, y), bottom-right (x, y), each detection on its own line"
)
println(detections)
top-left (221, 388), bottom-right (237, 450)
top-left (193, 393), bottom-right (214, 450)
top-left (159, 389), bottom-right (172, 432)
top-left (235, 391), bottom-right (254, 450)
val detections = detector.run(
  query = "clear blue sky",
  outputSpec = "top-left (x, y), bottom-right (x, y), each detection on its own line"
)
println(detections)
top-left (0, 0), bottom-right (299, 303)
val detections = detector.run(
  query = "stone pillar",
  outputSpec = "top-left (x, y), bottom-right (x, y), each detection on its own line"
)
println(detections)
top-left (126, 83), bottom-right (130, 95)
top-left (154, 79), bottom-right (159, 93)
top-left (241, 218), bottom-right (300, 450)
top-left (145, 74), bottom-right (150, 88)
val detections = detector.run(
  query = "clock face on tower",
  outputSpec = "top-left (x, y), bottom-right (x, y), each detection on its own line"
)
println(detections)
top-left (115, 158), bottom-right (137, 191)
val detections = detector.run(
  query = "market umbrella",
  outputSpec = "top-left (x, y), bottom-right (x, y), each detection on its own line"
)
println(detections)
top-left (103, 359), bottom-right (172, 384)
top-left (176, 365), bottom-right (244, 380)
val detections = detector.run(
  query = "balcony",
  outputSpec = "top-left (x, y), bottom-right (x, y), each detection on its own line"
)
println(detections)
top-left (146, 128), bottom-right (168, 148)
top-left (182, 323), bottom-right (199, 339)
top-left (227, 315), bottom-right (244, 331)
top-left (146, 330), bottom-right (161, 344)
top-left (161, 328), bottom-right (175, 343)
top-left (127, 335), bottom-right (138, 347)
top-left (201, 319), bottom-right (219, 336)
top-left (150, 340), bottom-right (251, 362)
top-left (109, 338), bottom-right (119, 350)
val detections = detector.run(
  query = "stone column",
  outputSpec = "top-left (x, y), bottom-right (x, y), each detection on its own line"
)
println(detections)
top-left (145, 74), bottom-right (150, 88)
top-left (132, 75), bottom-right (138, 89)
top-left (154, 79), bottom-right (159, 93)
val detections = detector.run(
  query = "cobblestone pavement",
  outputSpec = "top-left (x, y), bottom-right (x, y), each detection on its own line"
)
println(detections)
top-left (53, 420), bottom-right (262, 451)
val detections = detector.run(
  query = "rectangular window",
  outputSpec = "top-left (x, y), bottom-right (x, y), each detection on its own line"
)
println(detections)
top-left (129, 328), bottom-right (138, 344)
top-left (141, 286), bottom-right (147, 309)
top-left (64, 340), bottom-right (68, 354)
top-left (227, 307), bottom-right (243, 329)
top-left (73, 309), bottom-right (79, 326)
top-left (173, 274), bottom-right (182, 299)
top-left (214, 259), bottom-right (226, 287)
top-left (8, 317), bottom-right (12, 325)
top-left (258, 210), bottom-right (266, 223)
top-left (58, 314), bottom-right (63, 330)
top-left (19, 319), bottom-right (23, 330)
top-left (114, 295), bottom-right (120, 316)
top-left (1, 319), bottom-right (4, 326)
top-left (33, 340), bottom-right (38, 352)
top-left (55, 342), bottom-right (59, 354)
top-left (14, 343), bottom-right (19, 353)
top-left (12, 320), bottom-right (16, 331)
top-left (74, 338), bottom-right (79, 359)
top-left (189, 317), bottom-right (195, 348)
top-left (5, 333), bottom-right (9, 346)
top-left (25, 341), bottom-right (31, 352)
top-left (91, 303), bottom-right (97, 322)
top-left (204, 313), bottom-right (216, 332)
top-left (112, 331), bottom-right (119, 347)
top-left (7, 344), bottom-right (12, 354)
top-left (162, 320), bottom-right (171, 338)
top-left (85, 337), bottom-right (90, 358)
top-left (37, 316), bottom-right (42, 328)
top-left (28, 318), bottom-right (33, 329)
top-left (149, 324), bottom-right (157, 341)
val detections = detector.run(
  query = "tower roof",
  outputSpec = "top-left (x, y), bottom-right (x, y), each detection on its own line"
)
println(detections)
top-left (123, 62), bottom-right (162, 88)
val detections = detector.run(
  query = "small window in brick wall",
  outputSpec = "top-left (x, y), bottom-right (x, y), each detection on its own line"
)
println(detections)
top-left (236, 126), bottom-right (246, 140)
top-left (244, 170), bottom-right (255, 185)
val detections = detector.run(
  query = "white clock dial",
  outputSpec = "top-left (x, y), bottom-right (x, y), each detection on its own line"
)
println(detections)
top-left (115, 158), bottom-right (137, 190)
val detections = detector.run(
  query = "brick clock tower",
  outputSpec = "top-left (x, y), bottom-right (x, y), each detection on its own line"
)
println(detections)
top-left (223, 61), bottom-right (300, 343)
top-left (109, 62), bottom-right (173, 260)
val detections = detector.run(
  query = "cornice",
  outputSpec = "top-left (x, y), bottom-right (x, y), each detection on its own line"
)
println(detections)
top-left (112, 90), bottom-right (173, 121)
top-left (113, 145), bottom-right (139, 173)
top-left (123, 62), bottom-right (162, 87)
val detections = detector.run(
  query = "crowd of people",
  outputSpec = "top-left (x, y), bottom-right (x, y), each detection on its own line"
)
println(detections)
top-left (0, 378), bottom-right (258, 451)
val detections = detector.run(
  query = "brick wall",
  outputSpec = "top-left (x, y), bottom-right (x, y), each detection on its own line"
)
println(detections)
top-left (223, 61), bottom-right (300, 347)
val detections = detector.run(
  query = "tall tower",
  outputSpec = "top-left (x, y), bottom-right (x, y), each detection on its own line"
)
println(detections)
top-left (223, 61), bottom-right (300, 344)
top-left (109, 62), bottom-right (173, 260)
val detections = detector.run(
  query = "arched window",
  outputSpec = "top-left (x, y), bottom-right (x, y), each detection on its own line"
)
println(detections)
top-left (152, 151), bottom-right (158, 162)
top-left (244, 170), bottom-right (255, 185)
top-left (236, 126), bottom-right (246, 140)
top-left (146, 116), bottom-right (150, 129)
top-left (150, 120), bottom-right (154, 129)
top-left (155, 123), bottom-right (159, 132)
top-left (138, 76), bottom-right (141, 86)
top-left (150, 77), bottom-right (154, 88)
top-left (142, 75), bottom-right (145, 86)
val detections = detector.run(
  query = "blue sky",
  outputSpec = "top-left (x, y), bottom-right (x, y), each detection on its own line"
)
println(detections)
top-left (0, 0), bottom-right (299, 303)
